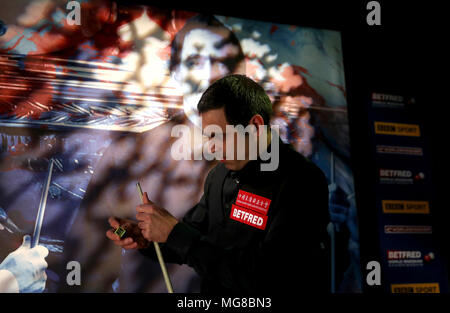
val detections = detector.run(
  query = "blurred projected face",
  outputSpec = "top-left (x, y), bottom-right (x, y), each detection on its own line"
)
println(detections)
top-left (175, 28), bottom-right (242, 125)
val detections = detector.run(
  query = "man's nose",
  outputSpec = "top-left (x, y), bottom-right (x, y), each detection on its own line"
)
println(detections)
top-left (209, 141), bottom-right (224, 156)
top-left (196, 59), bottom-right (212, 90)
top-left (209, 62), bottom-right (229, 85)
top-left (210, 141), bottom-right (216, 154)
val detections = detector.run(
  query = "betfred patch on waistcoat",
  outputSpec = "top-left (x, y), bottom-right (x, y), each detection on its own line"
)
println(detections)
top-left (229, 204), bottom-right (268, 230)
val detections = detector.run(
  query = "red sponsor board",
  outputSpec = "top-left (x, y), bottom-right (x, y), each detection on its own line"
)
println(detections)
top-left (235, 190), bottom-right (271, 215)
top-left (230, 204), bottom-right (268, 230)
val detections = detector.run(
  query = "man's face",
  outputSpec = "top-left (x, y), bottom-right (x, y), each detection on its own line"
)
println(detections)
top-left (200, 108), bottom-right (250, 171)
top-left (175, 28), bottom-right (243, 125)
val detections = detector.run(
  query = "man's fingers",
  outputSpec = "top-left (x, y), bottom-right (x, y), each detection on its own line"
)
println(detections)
top-left (136, 212), bottom-right (151, 221)
top-left (143, 192), bottom-right (151, 204)
top-left (136, 205), bottom-right (154, 214)
top-left (114, 237), bottom-right (136, 249)
top-left (22, 234), bottom-right (31, 248)
top-left (40, 270), bottom-right (47, 281)
top-left (106, 230), bottom-right (135, 247)
top-left (138, 222), bottom-right (149, 230)
top-left (106, 229), bottom-right (121, 241)
top-left (111, 237), bottom-right (134, 247)
top-left (122, 242), bottom-right (138, 250)
top-left (37, 260), bottom-right (48, 271)
top-left (34, 245), bottom-right (49, 258)
top-left (108, 217), bottom-right (120, 229)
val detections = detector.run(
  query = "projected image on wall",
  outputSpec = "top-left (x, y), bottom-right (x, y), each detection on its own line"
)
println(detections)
top-left (0, 1), bottom-right (359, 293)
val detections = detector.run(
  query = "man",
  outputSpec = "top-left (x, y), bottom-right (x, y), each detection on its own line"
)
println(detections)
top-left (106, 74), bottom-right (330, 293)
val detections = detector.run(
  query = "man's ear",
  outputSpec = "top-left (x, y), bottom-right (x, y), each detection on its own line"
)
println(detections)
top-left (250, 114), bottom-right (265, 136)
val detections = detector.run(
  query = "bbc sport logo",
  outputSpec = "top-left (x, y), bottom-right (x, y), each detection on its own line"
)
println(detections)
top-left (374, 121), bottom-right (420, 137)
top-left (382, 200), bottom-right (430, 214)
top-left (391, 283), bottom-right (440, 293)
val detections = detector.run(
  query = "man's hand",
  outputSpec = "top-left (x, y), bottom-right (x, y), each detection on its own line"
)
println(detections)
top-left (106, 217), bottom-right (149, 250)
top-left (136, 192), bottom-right (178, 243)
top-left (0, 235), bottom-right (48, 293)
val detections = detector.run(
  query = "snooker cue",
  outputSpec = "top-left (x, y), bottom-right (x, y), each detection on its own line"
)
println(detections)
top-left (136, 182), bottom-right (174, 293)
top-left (31, 159), bottom-right (54, 248)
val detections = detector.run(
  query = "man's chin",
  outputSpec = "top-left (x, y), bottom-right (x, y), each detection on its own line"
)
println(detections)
top-left (221, 160), bottom-right (243, 171)
top-left (220, 160), bottom-right (233, 170)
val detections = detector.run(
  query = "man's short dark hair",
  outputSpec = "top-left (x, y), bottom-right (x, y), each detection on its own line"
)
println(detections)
top-left (197, 74), bottom-right (273, 126)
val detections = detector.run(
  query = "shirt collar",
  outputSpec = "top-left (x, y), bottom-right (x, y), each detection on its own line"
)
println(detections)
top-left (228, 137), bottom-right (285, 182)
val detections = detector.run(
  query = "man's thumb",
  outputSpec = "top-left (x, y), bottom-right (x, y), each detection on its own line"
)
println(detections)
top-left (143, 192), bottom-right (151, 204)
top-left (21, 235), bottom-right (31, 248)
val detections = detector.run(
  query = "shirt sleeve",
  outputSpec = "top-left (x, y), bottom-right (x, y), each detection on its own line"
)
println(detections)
top-left (163, 163), bottom-right (331, 292)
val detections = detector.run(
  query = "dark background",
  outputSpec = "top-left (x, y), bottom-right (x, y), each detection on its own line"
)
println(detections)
top-left (120, 0), bottom-right (446, 293)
